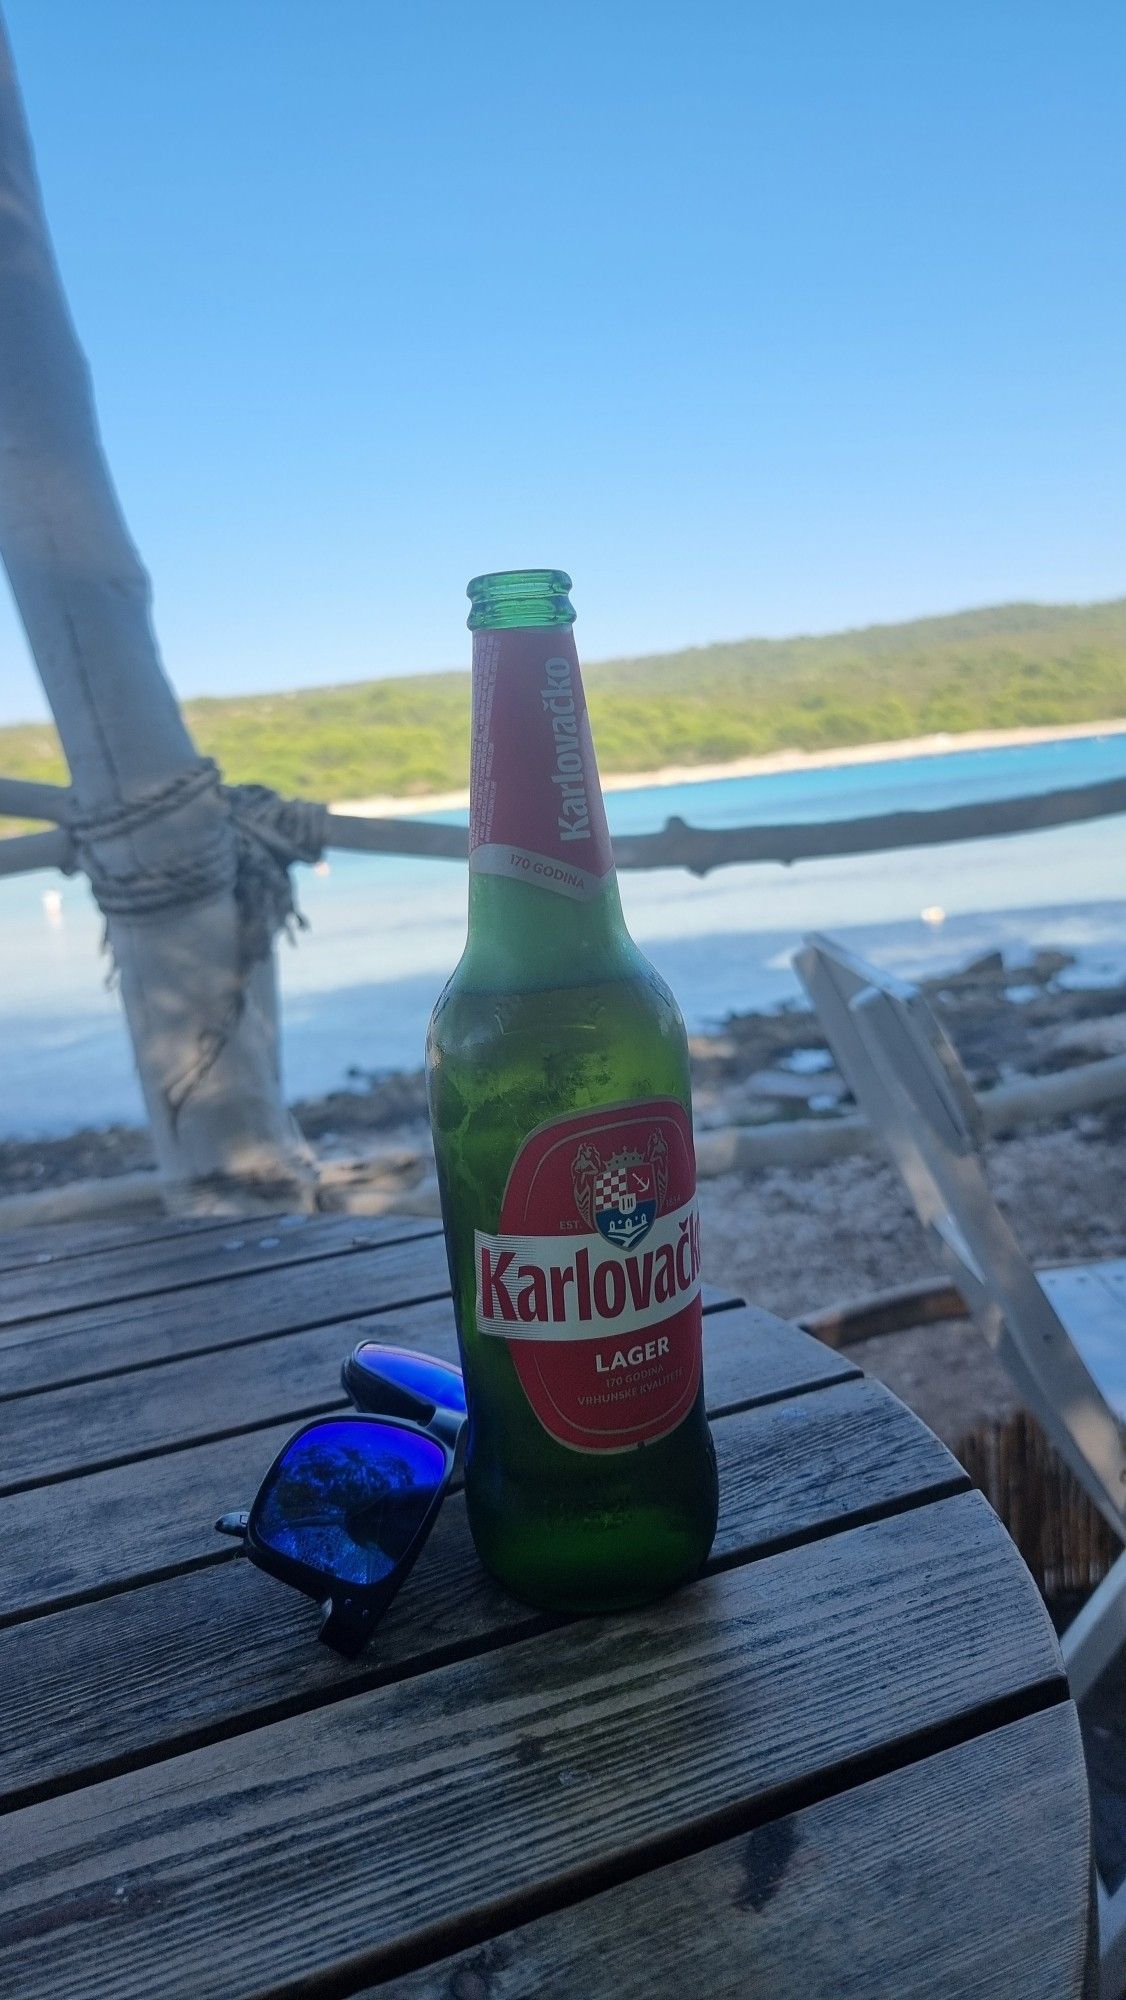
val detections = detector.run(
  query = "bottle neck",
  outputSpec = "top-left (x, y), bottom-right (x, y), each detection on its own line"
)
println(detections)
top-left (463, 624), bottom-right (631, 988)
top-left (464, 868), bottom-right (631, 987)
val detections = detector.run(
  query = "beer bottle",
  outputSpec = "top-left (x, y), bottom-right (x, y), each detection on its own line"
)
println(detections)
top-left (426, 569), bottom-right (718, 1612)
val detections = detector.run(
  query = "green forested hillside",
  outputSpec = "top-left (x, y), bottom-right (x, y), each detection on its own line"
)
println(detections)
top-left (3, 598), bottom-right (1126, 822)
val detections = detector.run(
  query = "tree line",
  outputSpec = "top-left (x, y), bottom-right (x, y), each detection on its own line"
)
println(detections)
top-left (2, 596), bottom-right (1125, 831)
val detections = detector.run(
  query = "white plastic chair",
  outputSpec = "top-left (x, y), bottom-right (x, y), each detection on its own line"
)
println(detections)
top-left (795, 932), bottom-right (1126, 1997)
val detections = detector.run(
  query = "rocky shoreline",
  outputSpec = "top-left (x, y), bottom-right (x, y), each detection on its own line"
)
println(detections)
top-left (3, 940), bottom-right (1123, 1454)
top-left (4, 942), bottom-right (1123, 1201)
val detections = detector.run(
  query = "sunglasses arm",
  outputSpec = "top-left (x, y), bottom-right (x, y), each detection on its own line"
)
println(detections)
top-left (215, 1511), bottom-right (251, 1540)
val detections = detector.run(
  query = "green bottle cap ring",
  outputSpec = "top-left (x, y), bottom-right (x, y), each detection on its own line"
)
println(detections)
top-left (467, 569), bottom-right (576, 631)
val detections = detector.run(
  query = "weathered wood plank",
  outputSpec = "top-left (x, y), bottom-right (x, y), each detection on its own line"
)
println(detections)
top-left (379, 1706), bottom-right (1093, 2000)
top-left (0, 1309), bottom-right (858, 1618)
top-left (702, 1301), bottom-right (857, 1413)
top-left (0, 1297), bottom-right (854, 1487)
top-left (0, 1234), bottom-right (456, 1389)
top-left (0, 1425), bottom-right (290, 1619)
top-left (0, 1210), bottom-right (258, 1276)
top-left (0, 1214), bottom-right (440, 1326)
top-left (0, 1297), bottom-right (455, 1489)
top-left (0, 1378), bottom-right (966, 1801)
top-left (0, 1494), bottom-right (1065, 2000)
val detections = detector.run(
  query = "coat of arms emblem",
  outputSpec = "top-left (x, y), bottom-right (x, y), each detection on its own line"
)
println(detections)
top-left (571, 1130), bottom-right (669, 1250)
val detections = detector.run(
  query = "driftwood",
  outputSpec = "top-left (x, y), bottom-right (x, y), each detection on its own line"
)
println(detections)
top-left (328, 777), bottom-right (1126, 872)
top-left (612, 775), bottom-right (1126, 874)
top-left (0, 827), bottom-right (70, 877)
top-left (0, 21), bottom-right (314, 1214)
top-left (0, 777), bottom-right (69, 822)
top-left (2, 769), bottom-right (1125, 881)
top-left (3, 1049), bottom-right (1124, 1233)
top-left (695, 1050), bottom-right (1126, 1176)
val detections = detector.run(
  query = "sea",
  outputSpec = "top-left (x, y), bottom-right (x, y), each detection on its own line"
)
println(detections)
top-left (3, 732), bottom-right (1125, 1138)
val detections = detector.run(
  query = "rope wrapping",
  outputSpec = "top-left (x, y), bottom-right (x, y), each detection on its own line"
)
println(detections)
top-left (68, 758), bottom-right (328, 967)
top-left (224, 781), bottom-right (328, 968)
top-left (67, 760), bottom-right (222, 847)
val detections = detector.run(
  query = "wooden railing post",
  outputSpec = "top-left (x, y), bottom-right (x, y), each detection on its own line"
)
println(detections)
top-left (0, 14), bottom-right (315, 1213)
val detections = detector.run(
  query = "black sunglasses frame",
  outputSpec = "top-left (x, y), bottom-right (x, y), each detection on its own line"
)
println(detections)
top-left (216, 1407), bottom-right (459, 1657)
top-left (340, 1344), bottom-right (466, 1452)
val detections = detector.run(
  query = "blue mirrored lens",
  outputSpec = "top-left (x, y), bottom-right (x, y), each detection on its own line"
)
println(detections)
top-left (352, 1344), bottom-right (467, 1416)
top-left (254, 1419), bottom-right (447, 1585)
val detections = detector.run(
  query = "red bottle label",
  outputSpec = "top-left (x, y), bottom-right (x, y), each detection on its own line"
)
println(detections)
top-left (469, 626), bottom-right (614, 900)
top-left (474, 1098), bottom-right (703, 1452)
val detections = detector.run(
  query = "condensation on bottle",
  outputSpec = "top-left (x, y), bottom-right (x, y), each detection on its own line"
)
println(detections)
top-left (425, 570), bottom-right (719, 1612)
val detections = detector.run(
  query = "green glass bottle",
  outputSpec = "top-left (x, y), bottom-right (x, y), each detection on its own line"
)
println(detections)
top-left (425, 570), bottom-right (718, 1612)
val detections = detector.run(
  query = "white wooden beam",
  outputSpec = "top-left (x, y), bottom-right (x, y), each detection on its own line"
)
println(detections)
top-left (0, 15), bottom-right (315, 1212)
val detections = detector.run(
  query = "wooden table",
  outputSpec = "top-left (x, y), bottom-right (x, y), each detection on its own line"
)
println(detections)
top-left (0, 1210), bottom-right (1096, 1998)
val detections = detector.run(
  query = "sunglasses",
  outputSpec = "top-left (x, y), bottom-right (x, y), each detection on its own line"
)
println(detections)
top-left (215, 1344), bottom-right (467, 1656)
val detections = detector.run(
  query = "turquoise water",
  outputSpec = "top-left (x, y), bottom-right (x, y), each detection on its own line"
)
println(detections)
top-left (3, 732), bottom-right (1125, 1137)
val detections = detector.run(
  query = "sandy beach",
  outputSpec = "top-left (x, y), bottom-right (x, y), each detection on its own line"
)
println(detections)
top-left (330, 716), bottom-right (1126, 819)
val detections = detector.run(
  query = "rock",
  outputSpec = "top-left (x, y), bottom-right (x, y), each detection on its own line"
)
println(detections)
top-left (1050, 1013), bottom-right (1126, 1060)
top-left (745, 1068), bottom-right (847, 1102)
top-left (927, 949), bottom-right (1006, 989)
top-left (779, 1046), bottom-right (836, 1075)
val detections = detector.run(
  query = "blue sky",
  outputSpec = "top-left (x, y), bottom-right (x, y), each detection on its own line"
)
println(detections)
top-left (1, 0), bottom-right (1124, 724)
